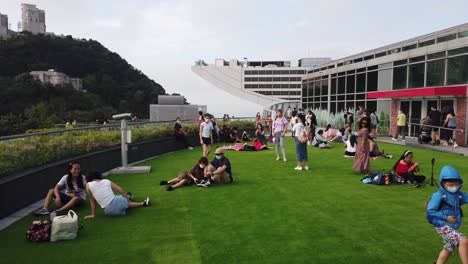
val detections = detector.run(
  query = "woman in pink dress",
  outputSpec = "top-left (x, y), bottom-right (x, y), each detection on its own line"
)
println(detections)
top-left (353, 117), bottom-right (371, 173)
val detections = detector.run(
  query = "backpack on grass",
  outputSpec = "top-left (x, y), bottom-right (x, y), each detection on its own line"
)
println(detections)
top-left (426, 189), bottom-right (464, 224)
top-left (26, 220), bottom-right (51, 242)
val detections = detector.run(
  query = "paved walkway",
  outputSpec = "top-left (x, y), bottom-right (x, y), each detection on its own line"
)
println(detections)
top-left (375, 136), bottom-right (468, 156)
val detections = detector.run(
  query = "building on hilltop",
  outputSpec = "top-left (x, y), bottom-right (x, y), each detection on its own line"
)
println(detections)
top-left (0, 13), bottom-right (8, 40)
top-left (30, 70), bottom-right (83, 90)
top-left (21, 3), bottom-right (45, 34)
top-left (192, 57), bottom-right (331, 115)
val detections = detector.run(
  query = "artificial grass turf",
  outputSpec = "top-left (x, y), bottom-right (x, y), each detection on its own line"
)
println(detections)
top-left (1, 138), bottom-right (468, 263)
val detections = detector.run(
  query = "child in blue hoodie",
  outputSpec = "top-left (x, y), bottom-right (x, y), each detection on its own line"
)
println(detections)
top-left (427, 165), bottom-right (468, 264)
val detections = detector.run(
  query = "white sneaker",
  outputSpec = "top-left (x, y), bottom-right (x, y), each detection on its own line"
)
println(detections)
top-left (283, 158), bottom-right (287, 162)
top-left (402, 140), bottom-right (406, 143)
top-left (294, 166), bottom-right (302, 171)
top-left (304, 166), bottom-right (309, 170)
top-left (50, 211), bottom-right (57, 220)
top-left (188, 147), bottom-right (194, 150)
top-left (454, 143), bottom-right (459, 148)
top-left (443, 142), bottom-right (449, 146)
top-left (391, 138), bottom-right (397, 141)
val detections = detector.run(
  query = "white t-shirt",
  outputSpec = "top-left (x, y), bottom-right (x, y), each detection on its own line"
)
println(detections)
top-left (345, 140), bottom-right (356, 153)
top-left (293, 123), bottom-right (305, 138)
top-left (57, 174), bottom-right (87, 200)
top-left (200, 121), bottom-right (213, 138)
top-left (87, 179), bottom-right (116, 208)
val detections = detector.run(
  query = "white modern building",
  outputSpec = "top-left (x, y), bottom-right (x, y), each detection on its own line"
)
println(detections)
top-left (21, 4), bottom-right (45, 34)
top-left (192, 58), bottom-right (331, 113)
top-left (30, 70), bottom-right (83, 90)
top-left (0, 13), bottom-right (8, 40)
top-left (303, 23), bottom-right (468, 145)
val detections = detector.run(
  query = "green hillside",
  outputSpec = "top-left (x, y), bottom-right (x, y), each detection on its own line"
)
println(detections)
top-left (0, 33), bottom-right (168, 135)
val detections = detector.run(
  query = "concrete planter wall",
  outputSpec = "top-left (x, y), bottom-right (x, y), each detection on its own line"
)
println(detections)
top-left (0, 135), bottom-right (200, 219)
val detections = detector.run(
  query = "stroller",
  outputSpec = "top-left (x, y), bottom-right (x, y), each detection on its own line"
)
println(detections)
top-left (418, 117), bottom-right (432, 144)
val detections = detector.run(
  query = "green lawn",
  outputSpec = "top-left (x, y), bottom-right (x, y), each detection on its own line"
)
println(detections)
top-left (1, 138), bottom-right (468, 263)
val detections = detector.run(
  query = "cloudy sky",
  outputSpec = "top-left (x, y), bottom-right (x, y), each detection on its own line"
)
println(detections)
top-left (2, 0), bottom-right (468, 117)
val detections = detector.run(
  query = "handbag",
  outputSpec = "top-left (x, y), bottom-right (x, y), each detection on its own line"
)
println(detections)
top-left (50, 210), bottom-right (79, 242)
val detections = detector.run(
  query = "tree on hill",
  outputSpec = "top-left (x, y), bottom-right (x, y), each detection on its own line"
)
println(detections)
top-left (0, 34), bottom-right (168, 118)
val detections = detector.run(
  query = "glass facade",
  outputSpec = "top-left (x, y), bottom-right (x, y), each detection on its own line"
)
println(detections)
top-left (302, 38), bottom-right (468, 114)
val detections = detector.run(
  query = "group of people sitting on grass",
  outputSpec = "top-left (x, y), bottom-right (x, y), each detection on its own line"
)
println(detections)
top-left (159, 147), bottom-right (233, 191)
top-left (34, 161), bottom-right (150, 219)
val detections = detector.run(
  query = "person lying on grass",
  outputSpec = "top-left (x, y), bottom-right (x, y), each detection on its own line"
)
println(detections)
top-left (159, 157), bottom-right (209, 191)
top-left (427, 165), bottom-right (468, 264)
top-left (84, 172), bottom-right (150, 219)
top-left (197, 148), bottom-right (233, 187)
top-left (34, 161), bottom-right (87, 216)
top-left (392, 150), bottom-right (425, 187)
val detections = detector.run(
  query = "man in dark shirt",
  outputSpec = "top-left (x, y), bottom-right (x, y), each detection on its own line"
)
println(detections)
top-left (428, 106), bottom-right (441, 145)
top-left (199, 148), bottom-right (233, 186)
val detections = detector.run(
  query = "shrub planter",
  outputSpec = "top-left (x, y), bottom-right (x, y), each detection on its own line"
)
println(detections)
top-left (0, 135), bottom-right (200, 219)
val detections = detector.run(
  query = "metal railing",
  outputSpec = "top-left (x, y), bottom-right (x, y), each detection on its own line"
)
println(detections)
top-left (0, 118), bottom-right (256, 177)
top-left (407, 122), bottom-right (464, 150)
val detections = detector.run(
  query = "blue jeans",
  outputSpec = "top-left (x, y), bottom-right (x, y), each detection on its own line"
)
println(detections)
top-left (295, 138), bottom-right (308, 162)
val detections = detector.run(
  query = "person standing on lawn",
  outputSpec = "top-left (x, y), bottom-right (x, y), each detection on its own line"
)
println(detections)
top-left (292, 114), bottom-right (309, 171)
top-left (353, 117), bottom-right (371, 173)
top-left (199, 114), bottom-right (214, 157)
top-left (427, 165), bottom-right (468, 264)
top-left (272, 109), bottom-right (288, 162)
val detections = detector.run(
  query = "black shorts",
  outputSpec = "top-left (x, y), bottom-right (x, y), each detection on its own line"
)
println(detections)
top-left (202, 137), bottom-right (212, 145)
top-left (58, 192), bottom-right (85, 206)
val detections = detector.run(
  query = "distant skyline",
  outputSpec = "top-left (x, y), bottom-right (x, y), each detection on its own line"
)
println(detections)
top-left (3, 0), bottom-right (468, 117)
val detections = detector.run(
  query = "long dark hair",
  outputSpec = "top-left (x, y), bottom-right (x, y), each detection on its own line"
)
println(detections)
top-left (392, 150), bottom-right (412, 171)
top-left (358, 117), bottom-right (370, 130)
top-left (349, 134), bottom-right (357, 148)
top-left (325, 124), bottom-right (331, 132)
top-left (67, 161), bottom-right (84, 190)
top-left (86, 172), bottom-right (103, 183)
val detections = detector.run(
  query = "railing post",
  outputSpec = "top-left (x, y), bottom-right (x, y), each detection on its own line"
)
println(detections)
top-left (121, 119), bottom-right (128, 167)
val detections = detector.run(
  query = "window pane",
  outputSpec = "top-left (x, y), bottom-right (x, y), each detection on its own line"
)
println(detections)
top-left (393, 66), bottom-right (407, 90)
top-left (356, 73), bottom-right (366, 93)
top-left (367, 101), bottom-right (377, 112)
top-left (356, 93), bottom-right (366, 100)
top-left (346, 75), bottom-right (355, 94)
top-left (394, 59), bottom-right (407, 66)
top-left (428, 51), bottom-right (445, 60)
top-left (402, 44), bottom-right (417, 51)
top-left (375, 52), bottom-right (386, 58)
top-left (437, 34), bottom-right (456, 43)
top-left (447, 55), bottom-right (468, 85)
top-left (409, 56), bottom-right (425, 63)
top-left (419, 39), bottom-right (435, 48)
top-left (321, 103), bottom-right (327, 111)
top-left (367, 71), bottom-right (378, 92)
top-left (330, 102), bottom-right (336, 114)
top-left (426, 59), bottom-right (445, 87)
top-left (331, 78), bottom-right (337, 95)
top-left (408, 63), bottom-right (425, 88)
top-left (448, 47), bottom-right (468, 56)
top-left (338, 77), bottom-right (345, 94)
top-left (321, 79), bottom-right (328, 95)
top-left (459, 30), bottom-right (468, 38)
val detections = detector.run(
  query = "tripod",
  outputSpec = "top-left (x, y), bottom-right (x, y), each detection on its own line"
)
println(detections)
top-left (425, 158), bottom-right (439, 187)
